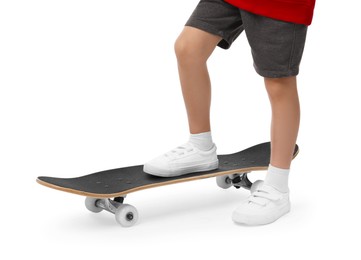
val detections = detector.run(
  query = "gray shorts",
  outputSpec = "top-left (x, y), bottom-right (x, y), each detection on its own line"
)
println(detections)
top-left (185, 0), bottom-right (308, 78)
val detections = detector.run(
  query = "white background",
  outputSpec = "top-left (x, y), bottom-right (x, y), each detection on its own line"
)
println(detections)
top-left (1, 0), bottom-right (360, 259)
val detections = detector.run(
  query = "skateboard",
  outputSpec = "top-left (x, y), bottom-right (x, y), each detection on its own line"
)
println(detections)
top-left (37, 142), bottom-right (299, 227)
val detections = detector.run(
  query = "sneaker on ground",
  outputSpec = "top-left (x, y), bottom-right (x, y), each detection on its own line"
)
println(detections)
top-left (232, 181), bottom-right (291, 225)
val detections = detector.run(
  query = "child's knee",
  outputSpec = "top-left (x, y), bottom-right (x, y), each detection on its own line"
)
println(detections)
top-left (174, 36), bottom-right (202, 64)
top-left (174, 33), bottom-right (210, 65)
top-left (264, 76), bottom-right (297, 100)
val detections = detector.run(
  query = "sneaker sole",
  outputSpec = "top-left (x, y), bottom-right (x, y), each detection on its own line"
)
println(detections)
top-left (144, 160), bottom-right (219, 177)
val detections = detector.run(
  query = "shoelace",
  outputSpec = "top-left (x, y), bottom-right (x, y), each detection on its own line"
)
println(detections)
top-left (164, 144), bottom-right (194, 158)
top-left (248, 185), bottom-right (282, 206)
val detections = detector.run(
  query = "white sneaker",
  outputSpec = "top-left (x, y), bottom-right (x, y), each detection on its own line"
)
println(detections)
top-left (143, 142), bottom-right (218, 177)
top-left (232, 181), bottom-right (291, 225)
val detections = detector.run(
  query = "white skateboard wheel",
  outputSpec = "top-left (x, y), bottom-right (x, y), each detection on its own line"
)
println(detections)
top-left (216, 175), bottom-right (233, 189)
top-left (85, 197), bottom-right (103, 213)
top-left (115, 204), bottom-right (139, 227)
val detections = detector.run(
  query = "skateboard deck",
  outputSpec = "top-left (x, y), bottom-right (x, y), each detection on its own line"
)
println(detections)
top-left (37, 142), bottom-right (299, 227)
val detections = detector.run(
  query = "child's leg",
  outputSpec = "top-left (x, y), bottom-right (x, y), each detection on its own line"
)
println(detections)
top-left (143, 27), bottom-right (221, 177)
top-left (264, 76), bottom-right (300, 169)
top-left (232, 76), bottom-right (299, 225)
top-left (144, 0), bottom-right (244, 177)
top-left (232, 10), bottom-right (307, 225)
top-left (174, 26), bottom-right (222, 134)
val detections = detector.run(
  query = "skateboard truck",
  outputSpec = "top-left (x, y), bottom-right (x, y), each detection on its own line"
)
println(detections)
top-left (231, 173), bottom-right (253, 190)
top-left (85, 195), bottom-right (138, 227)
top-left (216, 172), bottom-right (253, 190)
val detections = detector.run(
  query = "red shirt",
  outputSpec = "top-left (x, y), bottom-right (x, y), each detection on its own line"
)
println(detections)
top-left (224, 0), bottom-right (316, 25)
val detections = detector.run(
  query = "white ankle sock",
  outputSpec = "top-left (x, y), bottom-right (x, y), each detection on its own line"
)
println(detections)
top-left (264, 164), bottom-right (290, 192)
top-left (188, 131), bottom-right (214, 151)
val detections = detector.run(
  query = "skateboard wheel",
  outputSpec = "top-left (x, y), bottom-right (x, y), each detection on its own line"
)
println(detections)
top-left (115, 204), bottom-right (138, 227)
top-left (85, 197), bottom-right (103, 213)
top-left (216, 175), bottom-right (233, 189)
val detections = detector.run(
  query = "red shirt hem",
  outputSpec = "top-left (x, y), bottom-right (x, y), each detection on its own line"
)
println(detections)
top-left (224, 0), bottom-right (316, 25)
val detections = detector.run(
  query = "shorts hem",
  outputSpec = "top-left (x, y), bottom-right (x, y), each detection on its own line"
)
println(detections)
top-left (254, 66), bottom-right (300, 78)
top-left (185, 20), bottom-right (232, 49)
